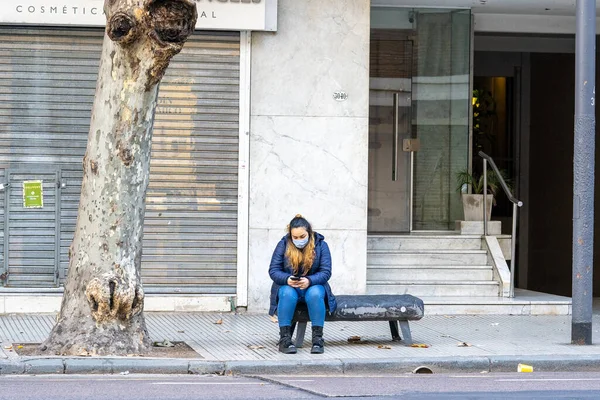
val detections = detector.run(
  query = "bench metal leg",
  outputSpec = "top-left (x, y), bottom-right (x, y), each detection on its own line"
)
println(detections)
top-left (295, 322), bottom-right (307, 348)
top-left (389, 321), bottom-right (401, 341)
top-left (399, 320), bottom-right (413, 345)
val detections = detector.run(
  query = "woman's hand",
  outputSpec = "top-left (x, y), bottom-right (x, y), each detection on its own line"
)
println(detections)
top-left (297, 277), bottom-right (310, 290)
top-left (286, 277), bottom-right (310, 289)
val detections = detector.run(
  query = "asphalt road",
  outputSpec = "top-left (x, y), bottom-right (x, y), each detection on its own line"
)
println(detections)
top-left (3, 372), bottom-right (600, 399)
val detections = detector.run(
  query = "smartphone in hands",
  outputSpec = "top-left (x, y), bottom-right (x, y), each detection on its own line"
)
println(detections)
top-left (290, 276), bottom-right (301, 281)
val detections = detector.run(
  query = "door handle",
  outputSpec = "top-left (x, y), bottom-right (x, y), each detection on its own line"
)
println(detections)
top-left (392, 92), bottom-right (400, 181)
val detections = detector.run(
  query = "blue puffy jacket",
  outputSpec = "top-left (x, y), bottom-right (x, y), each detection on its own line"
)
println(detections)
top-left (268, 232), bottom-right (337, 316)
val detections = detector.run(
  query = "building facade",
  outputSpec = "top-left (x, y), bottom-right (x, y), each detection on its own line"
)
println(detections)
top-left (0, 0), bottom-right (595, 314)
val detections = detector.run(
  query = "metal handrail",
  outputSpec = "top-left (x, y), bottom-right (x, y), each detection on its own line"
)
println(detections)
top-left (478, 152), bottom-right (523, 207)
top-left (478, 151), bottom-right (523, 298)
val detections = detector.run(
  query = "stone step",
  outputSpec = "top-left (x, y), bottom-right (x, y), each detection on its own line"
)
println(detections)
top-left (368, 235), bottom-right (483, 251)
top-left (367, 266), bottom-right (493, 281)
top-left (367, 281), bottom-right (499, 297)
top-left (424, 302), bottom-right (570, 315)
top-left (419, 293), bottom-right (571, 315)
top-left (367, 250), bottom-right (489, 266)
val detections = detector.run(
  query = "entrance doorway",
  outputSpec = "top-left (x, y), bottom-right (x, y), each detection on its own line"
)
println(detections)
top-left (472, 49), bottom-right (525, 287)
top-left (472, 76), bottom-right (516, 228)
top-left (3, 168), bottom-right (60, 288)
top-left (368, 7), bottom-right (472, 233)
top-left (368, 33), bottom-right (415, 233)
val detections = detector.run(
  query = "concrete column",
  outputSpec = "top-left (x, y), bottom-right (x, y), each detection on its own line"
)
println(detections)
top-left (247, 0), bottom-right (370, 311)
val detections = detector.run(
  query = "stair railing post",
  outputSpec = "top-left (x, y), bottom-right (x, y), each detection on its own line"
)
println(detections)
top-left (483, 159), bottom-right (488, 236)
top-left (510, 203), bottom-right (518, 298)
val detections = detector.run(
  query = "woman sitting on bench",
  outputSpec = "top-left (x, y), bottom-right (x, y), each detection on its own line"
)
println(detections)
top-left (268, 215), bottom-right (337, 354)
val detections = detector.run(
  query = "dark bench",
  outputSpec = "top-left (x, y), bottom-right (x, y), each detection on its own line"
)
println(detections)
top-left (291, 294), bottom-right (424, 347)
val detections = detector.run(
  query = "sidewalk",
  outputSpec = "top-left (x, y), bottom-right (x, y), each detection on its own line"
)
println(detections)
top-left (1, 312), bottom-right (600, 375)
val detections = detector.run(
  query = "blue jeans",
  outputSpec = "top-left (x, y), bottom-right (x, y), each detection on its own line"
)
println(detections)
top-left (277, 285), bottom-right (326, 327)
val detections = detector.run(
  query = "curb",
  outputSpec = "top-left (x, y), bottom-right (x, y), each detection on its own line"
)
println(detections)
top-left (23, 358), bottom-right (65, 374)
top-left (488, 355), bottom-right (600, 373)
top-left (341, 357), bottom-right (491, 374)
top-left (64, 358), bottom-right (191, 375)
top-left (4, 355), bottom-right (600, 375)
top-left (189, 361), bottom-right (226, 375)
top-left (0, 359), bottom-right (25, 375)
top-left (225, 359), bottom-right (344, 375)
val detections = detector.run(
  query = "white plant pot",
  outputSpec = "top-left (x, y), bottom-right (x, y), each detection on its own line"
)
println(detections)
top-left (462, 194), bottom-right (493, 221)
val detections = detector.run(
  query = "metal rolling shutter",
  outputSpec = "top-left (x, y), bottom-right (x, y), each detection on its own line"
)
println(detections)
top-left (142, 32), bottom-right (240, 294)
top-left (0, 27), bottom-right (239, 293)
top-left (0, 170), bottom-right (4, 285)
top-left (0, 27), bottom-right (95, 288)
top-left (5, 171), bottom-right (59, 287)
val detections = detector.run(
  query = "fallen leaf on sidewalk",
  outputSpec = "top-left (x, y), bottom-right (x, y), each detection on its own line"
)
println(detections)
top-left (78, 349), bottom-right (91, 357)
top-left (214, 319), bottom-right (223, 325)
top-left (347, 336), bottom-right (361, 343)
top-left (4, 346), bottom-right (12, 350)
top-left (457, 342), bottom-right (472, 347)
top-left (177, 330), bottom-right (185, 333)
top-left (153, 340), bottom-right (175, 348)
top-left (17, 345), bottom-right (23, 349)
top-left (410, 344), bottom-right (430, 348)
top-left (247, 345), bottom-right (265, 350)
top-left (377, 345), bottom-right (392, 350)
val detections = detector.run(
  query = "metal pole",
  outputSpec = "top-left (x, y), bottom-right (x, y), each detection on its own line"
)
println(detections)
top-left (483, 159), bottom-right (488, 236)
top-left (572, 0), bottom-right (596, 345)
top-left (392, 93), bottom-right (400, 181)
top-left (510, 203), bottom-right (518, 298)
top-left (409, 151), bottom-right (414, 232)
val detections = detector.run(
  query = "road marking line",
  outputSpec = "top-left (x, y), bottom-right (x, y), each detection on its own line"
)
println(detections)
top-left (152, 382), bottom-right (269, 386)
top-left (0, 378), bottom-right (159, 382)
top-left (268, 375), bottom-right (411, 379)
top-left (497, 379), bottom-right (600, 382)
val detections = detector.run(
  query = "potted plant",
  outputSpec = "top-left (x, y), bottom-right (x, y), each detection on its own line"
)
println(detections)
top-left (456, 169), bottom-right (511, 221)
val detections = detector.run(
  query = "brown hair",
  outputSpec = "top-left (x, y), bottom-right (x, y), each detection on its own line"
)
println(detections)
top-left (284, 214), bottom-right (316, 276)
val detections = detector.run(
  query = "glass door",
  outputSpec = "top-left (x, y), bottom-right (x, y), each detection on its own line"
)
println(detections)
top-left (368, 34), bottom-right (414, 233)
top-left (369, 7), bottom-right (472, 231)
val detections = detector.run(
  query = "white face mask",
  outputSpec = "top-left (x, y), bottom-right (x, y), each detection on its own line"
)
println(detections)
top-left (293, 237), bottom-right (309, 249)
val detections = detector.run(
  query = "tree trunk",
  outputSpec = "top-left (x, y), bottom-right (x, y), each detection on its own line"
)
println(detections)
top-left (39, 0), bottom-right (197, 356)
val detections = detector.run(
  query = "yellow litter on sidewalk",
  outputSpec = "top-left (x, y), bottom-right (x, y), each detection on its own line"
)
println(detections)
top-left (518, 363), bottom-right (533, 373)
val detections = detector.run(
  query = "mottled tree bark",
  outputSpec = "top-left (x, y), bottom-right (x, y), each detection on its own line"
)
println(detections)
top-left (39, 0), bottom-right (197, 356)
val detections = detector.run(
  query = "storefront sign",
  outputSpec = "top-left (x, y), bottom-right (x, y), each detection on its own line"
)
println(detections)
top-left (2, 0), bottom-right (277, 31)
top-left (23, 180), bottom-right (43, 208)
